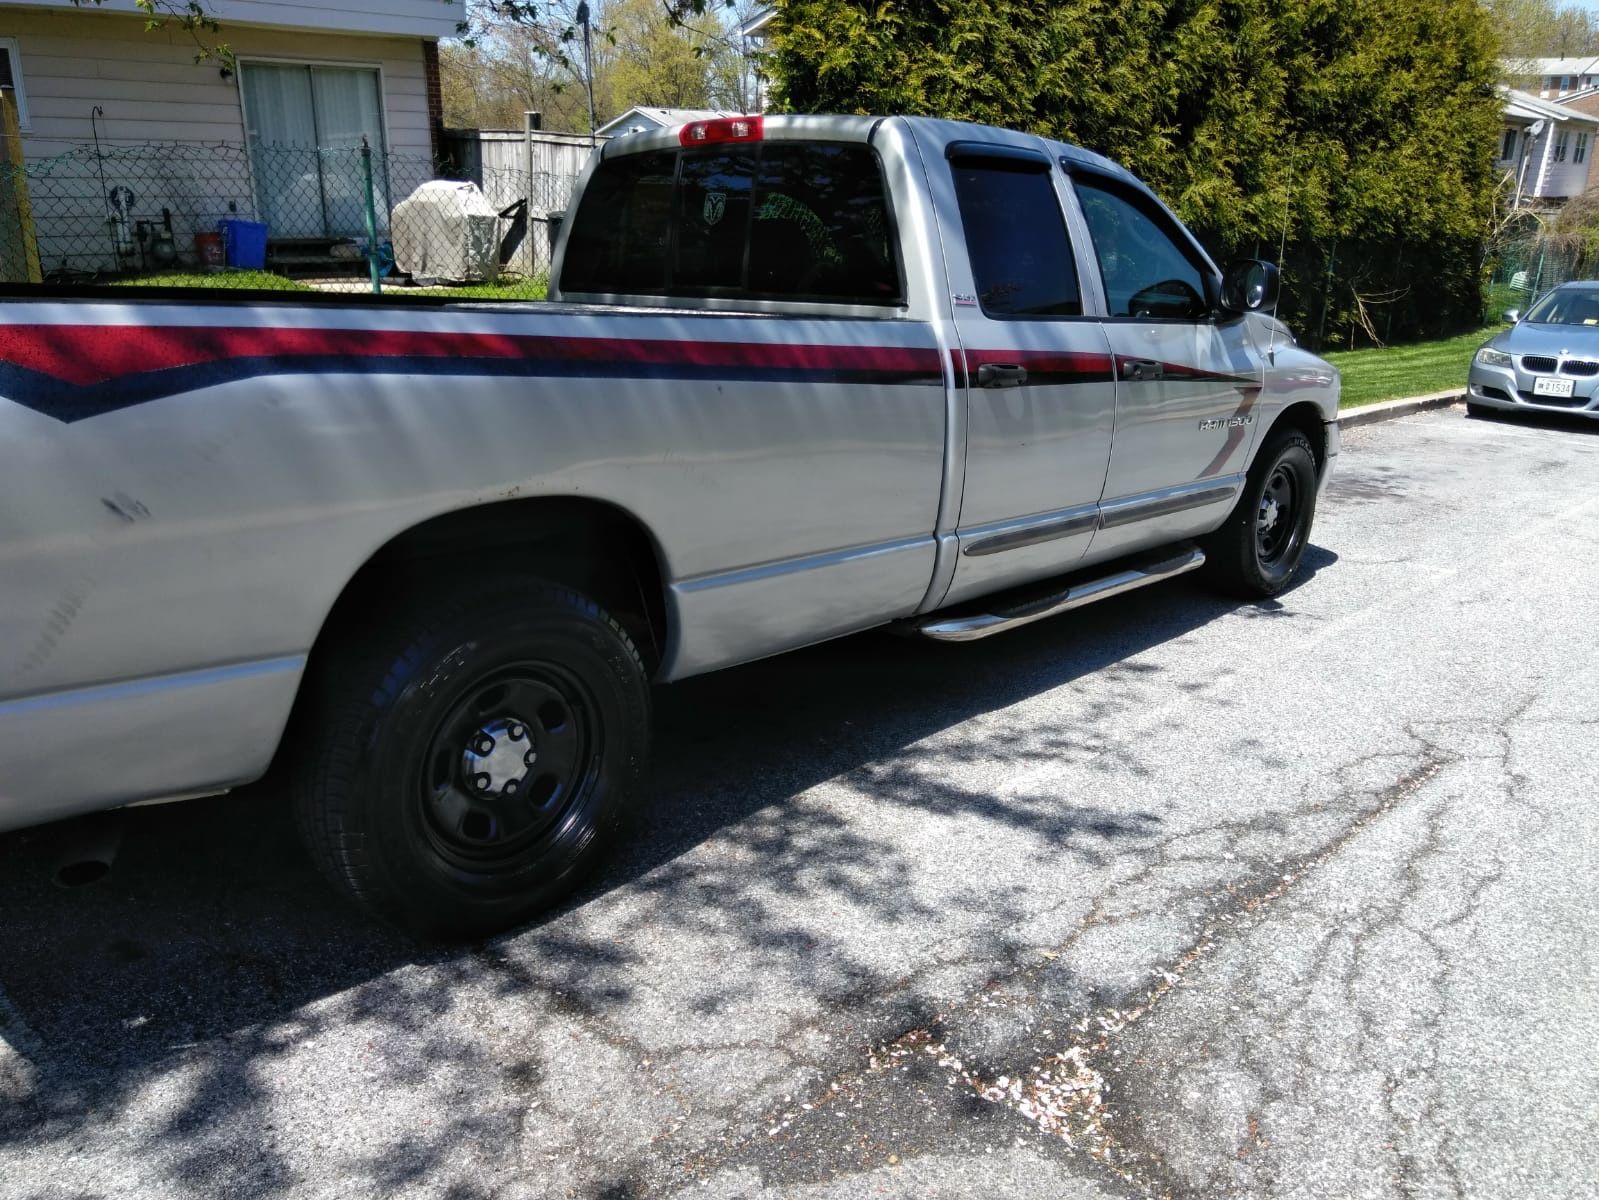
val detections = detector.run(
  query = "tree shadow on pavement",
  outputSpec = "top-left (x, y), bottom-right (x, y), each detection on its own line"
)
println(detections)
top-left (0, 546), bottom-right (1338, 1197)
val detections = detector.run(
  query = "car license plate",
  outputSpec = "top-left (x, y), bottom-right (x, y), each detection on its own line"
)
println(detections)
top-left (1533, 376), bottom-right (1575, 398)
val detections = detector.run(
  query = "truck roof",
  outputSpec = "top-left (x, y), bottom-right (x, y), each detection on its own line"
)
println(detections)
top-left (598, 113), bottom-right (1140, 188)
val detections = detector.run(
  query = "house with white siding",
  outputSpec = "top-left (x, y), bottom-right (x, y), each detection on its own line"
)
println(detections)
top-left (1499, 87), bottom-right (1599, 206)
top-left (592, 106), bottom-right (734, 137)
top-left (1517, 56), bottom-right (1599, 99)
top-left (0, 0), bottom-right (459, 274)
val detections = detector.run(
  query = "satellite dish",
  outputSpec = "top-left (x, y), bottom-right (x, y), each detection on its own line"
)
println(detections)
top-left (1529, 119), bottom-right (1548, 138)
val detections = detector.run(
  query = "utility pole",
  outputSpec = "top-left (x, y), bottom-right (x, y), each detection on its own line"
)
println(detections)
top-left (576, 1), bottom-right (597, 146)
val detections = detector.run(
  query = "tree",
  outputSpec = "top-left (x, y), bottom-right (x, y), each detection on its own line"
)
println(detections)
top-left (1488, 0), bottom-right (1599, 74)
top-left (439, 0), bottom-right (751, 132)
top-left (770, 0), bottom-right (1503, 347)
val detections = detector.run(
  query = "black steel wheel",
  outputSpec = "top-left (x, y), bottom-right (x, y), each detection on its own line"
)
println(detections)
top-left (1202, 429), bottom-right (1319, 598)
top-left (293, 579), bottom-right (650, 939)
top-left (1255, 459), bottom-right (1301, 568)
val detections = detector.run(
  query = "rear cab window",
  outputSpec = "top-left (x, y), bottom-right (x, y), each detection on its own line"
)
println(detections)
top-left (561, 141), bottom-right (903, 306)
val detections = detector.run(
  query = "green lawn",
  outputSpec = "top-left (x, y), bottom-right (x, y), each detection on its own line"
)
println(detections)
top-left (1322, 325), bottom-right (1500, 409)
top-left (392, 278), bottom-right (547, 301)
top-left (110, 270), bottom-right (545, 301)
top-left (113, 270), bottom-right (313, 291)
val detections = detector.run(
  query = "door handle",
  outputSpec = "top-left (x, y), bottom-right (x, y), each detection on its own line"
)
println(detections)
top-left (977, 363), bottom-right (1028, 388)
top-left (1121, 358), bottom-right (1164, 381)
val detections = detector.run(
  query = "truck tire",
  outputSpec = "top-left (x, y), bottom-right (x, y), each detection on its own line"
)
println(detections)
top-left (1201, 429), bottom-right (1318, 599)
top-left (292, 579), bottom-right (650, 939)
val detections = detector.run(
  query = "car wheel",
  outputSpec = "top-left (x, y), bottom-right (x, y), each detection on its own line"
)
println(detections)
top-left (1201, 429), bottom-right (1318, 599)
top-left (293, 578), bottom-right (651, 939)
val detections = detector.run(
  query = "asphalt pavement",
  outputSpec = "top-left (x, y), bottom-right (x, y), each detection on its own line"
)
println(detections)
top-left (2, 405), bottom-right (1596, 1200)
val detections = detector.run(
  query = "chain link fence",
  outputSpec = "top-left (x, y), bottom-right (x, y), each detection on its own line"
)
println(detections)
top-left (1485, 224), bottom-right (1590, 320)
top-left (0, 140), bottom-right (581, 299)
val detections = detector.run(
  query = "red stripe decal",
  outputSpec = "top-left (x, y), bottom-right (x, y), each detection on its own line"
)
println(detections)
top-left (0, 324), bottom-right (943, 387)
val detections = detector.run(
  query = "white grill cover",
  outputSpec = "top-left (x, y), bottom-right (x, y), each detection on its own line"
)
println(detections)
top-left (392, 180), bottom-right (503, 283)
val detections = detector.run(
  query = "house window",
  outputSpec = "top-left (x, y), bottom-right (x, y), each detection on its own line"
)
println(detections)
top-left (1501, 128), bottom-right (1519, 161)
top-left (1578, 132), bottom-right (1591, 164)
top-left (1556, 130), bottom-right (1571, 162)
top-left (1562, 75), bottom-right (1574, 92)
top-left (239, 61), bottom-right (389, 240)
top-left (0, 37), bottom-right (28, 131)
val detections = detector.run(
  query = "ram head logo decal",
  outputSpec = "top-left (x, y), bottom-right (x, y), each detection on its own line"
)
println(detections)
top-left (703, 191), bottom-right (727, 226)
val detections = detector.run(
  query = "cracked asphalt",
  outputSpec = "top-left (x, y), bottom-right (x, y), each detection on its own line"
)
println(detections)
top-left (2, 405), bottom-right (1597, 1200)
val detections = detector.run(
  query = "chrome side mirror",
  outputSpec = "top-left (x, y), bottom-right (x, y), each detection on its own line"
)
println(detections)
top-left (1220, 259), bottom-right (1280, 316)
top-left (1503, 308), bottom-right (1520, 324)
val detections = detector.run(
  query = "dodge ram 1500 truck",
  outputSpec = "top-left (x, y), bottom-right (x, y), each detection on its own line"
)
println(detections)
top-left (0, 115), bottom-right (1339, 935)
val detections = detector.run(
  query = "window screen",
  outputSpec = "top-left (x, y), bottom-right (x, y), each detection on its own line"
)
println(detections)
top-left (1073, 177), bottom-right (1210, 320)
top-left (950, 158), bottom-right (1080, 317)
top-left (560, 142), bottom-right (901, 304)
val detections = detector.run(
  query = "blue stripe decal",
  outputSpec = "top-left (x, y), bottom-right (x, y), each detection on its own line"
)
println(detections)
top-left (1, 354), bottom-right (944, 425)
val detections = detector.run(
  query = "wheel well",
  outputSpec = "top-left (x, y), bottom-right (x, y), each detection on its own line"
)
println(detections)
top-left (316, 498), bottom-right (670, 675)
top-left (1268, 401), bottom-right (1329, 467)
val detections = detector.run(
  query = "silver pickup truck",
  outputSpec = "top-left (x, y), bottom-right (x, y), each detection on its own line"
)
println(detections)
top-left (0, 115), bottom-right (1339, 935)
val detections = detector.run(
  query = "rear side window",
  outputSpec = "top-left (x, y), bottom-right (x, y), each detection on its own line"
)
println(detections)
top-left (950, 157), bottom-right (1080, 317)
top-left (561, 142), bottom-right (902, 305)
top-left (1073, 177), bottom-right (1210, 320)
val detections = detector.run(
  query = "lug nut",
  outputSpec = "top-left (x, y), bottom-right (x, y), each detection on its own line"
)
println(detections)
top-left (503, 780), bottom-right (518, 795)
top-left (473, 773), bottom-right (491, 791)
top-left (475, 737), bottom-right (494, 755)
top-left (524, 750), bottom-right (538, 766)
top-left (507, 723), bottom-right (525, 740)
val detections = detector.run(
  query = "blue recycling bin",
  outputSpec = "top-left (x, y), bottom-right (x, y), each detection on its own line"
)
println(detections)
top-left (219, 218), bottom-right (268, 270)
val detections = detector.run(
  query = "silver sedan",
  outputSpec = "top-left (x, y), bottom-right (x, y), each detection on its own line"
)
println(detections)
top-left (1468, 281), bottom-right (1599, 418)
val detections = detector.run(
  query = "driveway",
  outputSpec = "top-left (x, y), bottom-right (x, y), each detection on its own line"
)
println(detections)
top-left (2, 407), bottom-right (1596, 1200)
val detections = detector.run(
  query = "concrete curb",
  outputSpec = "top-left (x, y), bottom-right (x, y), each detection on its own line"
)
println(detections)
top-left (1338, 390), bottom-right (1464, 429)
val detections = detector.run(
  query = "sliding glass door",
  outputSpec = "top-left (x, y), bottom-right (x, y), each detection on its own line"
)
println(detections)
top-left (241, 63), bottom-right (389, 239)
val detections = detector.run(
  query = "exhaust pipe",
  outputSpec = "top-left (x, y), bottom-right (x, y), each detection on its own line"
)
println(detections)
top-left (53, 811), bottom-right (124, 888)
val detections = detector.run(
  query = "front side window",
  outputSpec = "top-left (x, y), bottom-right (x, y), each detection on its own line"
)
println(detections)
top-left (1073, 177), bottom-right (1210, 320)
top-left (1577, 132), bottom-right (1590, 163)
top-left (1501, 128), bottom-right (1519, 161)
top-left (949, 156), bottom-right (1081, 317)
top-left (561, 141), bottom-right (902, 304)
top-left (1555, 130), bottom-right (1571, 162)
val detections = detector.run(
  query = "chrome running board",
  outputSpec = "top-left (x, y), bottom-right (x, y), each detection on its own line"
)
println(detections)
top-left (914, 544), bottom-right (1206, 643)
